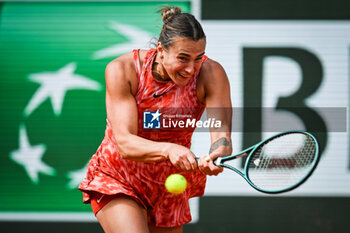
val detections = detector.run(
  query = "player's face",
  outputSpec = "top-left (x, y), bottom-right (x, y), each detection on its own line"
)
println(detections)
top-left (157, 36), bottom-right (206, 86)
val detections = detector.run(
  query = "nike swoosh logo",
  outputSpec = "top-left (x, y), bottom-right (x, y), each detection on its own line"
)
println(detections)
top-left (97, 194), bottom-right (105, 204)
top-left (153, 83), bottom-right (176, 98)
top-left (153, 92), bottom-right (167, 98)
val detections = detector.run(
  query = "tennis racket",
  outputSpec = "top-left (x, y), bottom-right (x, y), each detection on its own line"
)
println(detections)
top-left (211, 131), bottom-right (320, 194)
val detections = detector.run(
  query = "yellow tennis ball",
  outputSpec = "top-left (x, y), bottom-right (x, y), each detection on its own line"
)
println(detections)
top-left (165, 174), bottom-right (187, 194)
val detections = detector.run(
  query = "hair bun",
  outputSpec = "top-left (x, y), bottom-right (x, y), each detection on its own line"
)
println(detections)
top-left (160, 6), bottom-right (181, 24)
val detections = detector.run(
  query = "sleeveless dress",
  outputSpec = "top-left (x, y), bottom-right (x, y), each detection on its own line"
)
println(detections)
top-left (79, 48), bottom-right (207, 227)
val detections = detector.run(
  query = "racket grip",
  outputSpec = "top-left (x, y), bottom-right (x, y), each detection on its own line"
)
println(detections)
top-left (195, 157), bottom-right (220, 166)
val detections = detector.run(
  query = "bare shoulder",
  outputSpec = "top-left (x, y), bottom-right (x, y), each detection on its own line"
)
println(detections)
top-left (199, 58), bottom-right (228, 83)
top-left (105, 51), bottom-right (138, 95)
top-left (105, 51), bottom-right (135, 75)
top-left (197, 58), bottom-right (229, 103)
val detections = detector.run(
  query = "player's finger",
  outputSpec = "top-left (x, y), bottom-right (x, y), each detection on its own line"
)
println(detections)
top-left (174, 161), bottom-right (183, 171)
top-left (214, 164), bottom-right (224, 175)
top-left (197, 156), bottom-right (208, 173)
top-left (181, 157), bottom-right (193, 171)
top-left (209, 153), bottom-right (221, 162)
top-left (208, 160), bottom-right (223, 175)
top-left (202, 155), bottom-right (213, 174)
top-left (188, 155), bottom-right (198, 171)
top-left (205, 154), bottom-right (212, 163)
top-left (208, 153), bottom-right (224, 173)
top-left (237, 152), bottom-right (248, 159)
top-left (176, 161), bottom-right (187, 171)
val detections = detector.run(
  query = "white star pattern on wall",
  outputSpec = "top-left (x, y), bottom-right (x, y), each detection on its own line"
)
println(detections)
top-left (66, 162), bottom-right (89, 189)
top-left (9, 124), bottom-right (56, 184)
top-left (93, 21), bottom-right (153, 60)
top-left (24, 62), bottom-right (102, 117)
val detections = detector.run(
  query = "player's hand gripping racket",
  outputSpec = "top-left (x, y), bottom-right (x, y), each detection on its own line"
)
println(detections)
top-left (210, 131), bottom-right (320, 194)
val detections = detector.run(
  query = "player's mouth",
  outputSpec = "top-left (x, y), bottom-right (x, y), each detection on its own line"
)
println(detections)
top-left (178, 72), bottom-right (192, 79)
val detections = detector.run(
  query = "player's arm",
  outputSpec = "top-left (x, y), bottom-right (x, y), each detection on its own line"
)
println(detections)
top-left (198, 59), bottom-right (233, 175)
top-left (105, 54), bottom-right (197, 171)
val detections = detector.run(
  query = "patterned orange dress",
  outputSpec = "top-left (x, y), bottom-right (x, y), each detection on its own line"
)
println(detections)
top-left (79, 48), bottom-right (207, 227)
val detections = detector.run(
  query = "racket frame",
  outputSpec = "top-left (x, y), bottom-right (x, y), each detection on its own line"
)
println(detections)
top-left (214, 130), bottom-right (320, 194)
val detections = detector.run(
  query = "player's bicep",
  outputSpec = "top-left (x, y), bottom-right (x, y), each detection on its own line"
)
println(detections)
top-left (105, 61), bottom-right (138, 138)
top-left (204, 61), bottom-right (232, 131)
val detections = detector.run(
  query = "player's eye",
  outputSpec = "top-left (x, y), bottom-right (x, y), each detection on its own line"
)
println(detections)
top-left (178, 57), bottom-right (187, 61)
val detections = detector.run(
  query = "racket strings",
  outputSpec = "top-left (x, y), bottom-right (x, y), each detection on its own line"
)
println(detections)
top-left (247, 133), bottom-right (317, 191)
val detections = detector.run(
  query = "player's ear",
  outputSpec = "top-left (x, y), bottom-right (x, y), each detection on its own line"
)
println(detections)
top-left (157, 42), bottom-right (165, 57)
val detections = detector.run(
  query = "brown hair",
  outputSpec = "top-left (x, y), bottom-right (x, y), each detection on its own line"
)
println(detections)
top-left (158, 6), bottom-right (206, 50)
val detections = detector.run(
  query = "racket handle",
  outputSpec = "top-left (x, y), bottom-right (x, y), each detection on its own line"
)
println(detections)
top-left (195, 157), bottom-right (220, 166)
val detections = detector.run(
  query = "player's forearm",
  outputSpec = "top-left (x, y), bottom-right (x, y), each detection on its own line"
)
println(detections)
top-left (206, 107), bottom-right (232, 156)
top-left (209, 132), bottom-right (232, 156)
top-left (115, 134), bottom-right (169, 162)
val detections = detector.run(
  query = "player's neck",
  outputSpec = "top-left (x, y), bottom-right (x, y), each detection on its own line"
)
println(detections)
top-left (152, 56), bottom-right (171, 82)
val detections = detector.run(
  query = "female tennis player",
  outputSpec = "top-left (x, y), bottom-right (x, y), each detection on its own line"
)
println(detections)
top-left (79, 6), bottom-right (232, 233)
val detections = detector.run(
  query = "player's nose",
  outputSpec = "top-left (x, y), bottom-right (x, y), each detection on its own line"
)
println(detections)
top-left (184, 63), bottom-right (195, 75)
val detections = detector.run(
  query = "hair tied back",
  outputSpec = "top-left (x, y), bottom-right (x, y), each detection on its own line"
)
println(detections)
top-left (160, 6), bottom-right (182, 24)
